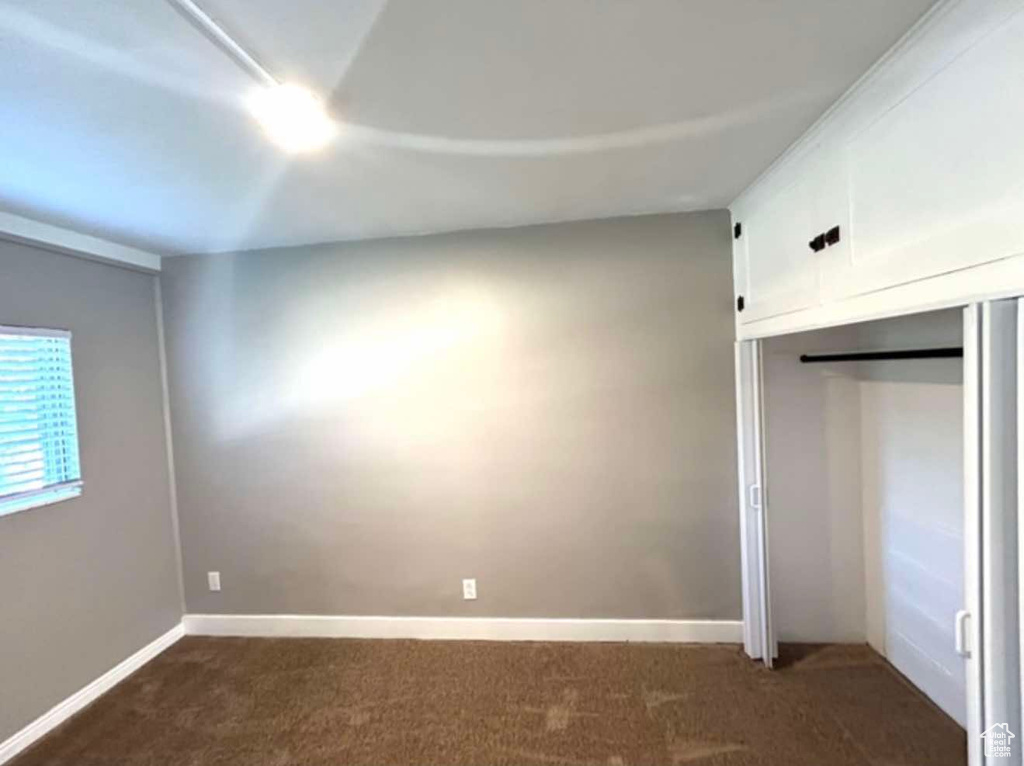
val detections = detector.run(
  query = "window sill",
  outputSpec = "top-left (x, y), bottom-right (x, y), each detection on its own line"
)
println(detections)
top-left (0, 483), bottom-right (83, 519)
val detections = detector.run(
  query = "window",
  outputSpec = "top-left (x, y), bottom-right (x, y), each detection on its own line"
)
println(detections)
top-left (0, 326), bottom-right (82, 517)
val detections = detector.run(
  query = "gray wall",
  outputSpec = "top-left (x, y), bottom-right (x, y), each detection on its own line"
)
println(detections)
top-left (161, 212), bottom-right (740, 619)
top-left (0, 241), bottom-right (181, 742)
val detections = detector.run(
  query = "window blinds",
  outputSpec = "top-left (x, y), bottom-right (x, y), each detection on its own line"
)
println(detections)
top-left (0, 326), bottom-right (82, 517)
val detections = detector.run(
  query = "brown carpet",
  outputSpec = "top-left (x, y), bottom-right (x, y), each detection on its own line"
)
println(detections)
top-left (11, 638), bottom-right (965, 766)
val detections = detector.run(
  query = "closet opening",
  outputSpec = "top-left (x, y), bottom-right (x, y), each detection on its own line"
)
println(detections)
top-left (763, 308), bottom-right (969, 763)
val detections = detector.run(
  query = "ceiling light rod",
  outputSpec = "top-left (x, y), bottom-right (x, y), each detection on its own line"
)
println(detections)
top-left (165, 0), bottom-right (277, 87)
top-left (166, 0), bottom-right (337, 154)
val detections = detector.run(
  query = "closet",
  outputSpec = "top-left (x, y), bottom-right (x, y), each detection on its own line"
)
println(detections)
top-left (734, 302), bottom-right (1023, 766)
top-left (766, 310), bottom-right (966, 722)
top-left (726, 4), bottom-right (1024, 762)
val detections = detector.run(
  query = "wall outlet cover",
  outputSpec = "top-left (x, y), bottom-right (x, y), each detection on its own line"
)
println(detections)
top-left (208, 571), bottom-right (221, 592)
top-left (462, 578), bottom-right (477, 600)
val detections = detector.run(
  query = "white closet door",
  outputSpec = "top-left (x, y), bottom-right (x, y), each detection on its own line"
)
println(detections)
top-left (965, 301), bottom-right (1021, 766)
top-left (735, 340), bottom-right (773, 666)
top-left (964, 304), bottom-right (984, 766)
top-left (1017, 297), bottom-right (1024, 763)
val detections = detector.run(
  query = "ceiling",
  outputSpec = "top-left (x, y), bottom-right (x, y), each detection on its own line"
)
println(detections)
top-left (0, 0), bottom-right (937, 256)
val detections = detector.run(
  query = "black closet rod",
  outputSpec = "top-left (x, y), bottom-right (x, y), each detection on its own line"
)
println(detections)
top-left (799, 347), bottom-right (964, 363)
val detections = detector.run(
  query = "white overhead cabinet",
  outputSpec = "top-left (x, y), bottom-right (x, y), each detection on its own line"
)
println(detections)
top-left (732, 2), bottom-right (1024, 336)
top-left (733, 150), bottom-right (851, 323)
top-left (733, 170), bottom-right (820, 322)
top-left (844, 8), bottom-right (1024, 298)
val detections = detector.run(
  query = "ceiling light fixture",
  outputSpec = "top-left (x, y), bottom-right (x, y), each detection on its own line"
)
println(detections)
top-left (248, 84), bottom-right (337, 154)
top-left (166, 0), bottom-right (338, 154)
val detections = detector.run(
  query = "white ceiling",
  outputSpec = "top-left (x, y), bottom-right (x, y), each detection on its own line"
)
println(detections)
top-left (0, 0), bottom-right (937, 255)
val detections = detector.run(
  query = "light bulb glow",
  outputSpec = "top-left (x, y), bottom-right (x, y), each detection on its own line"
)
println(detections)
top-left (248, 84), bottom-right (337, 153)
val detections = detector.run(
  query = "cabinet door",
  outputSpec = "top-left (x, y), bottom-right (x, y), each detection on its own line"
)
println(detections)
top-left (737, 174), bottom-right (820, 323)
top-left (845, 8), bottom-right (1024, 296)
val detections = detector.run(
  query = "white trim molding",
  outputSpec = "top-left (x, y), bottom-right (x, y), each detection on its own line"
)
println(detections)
top-left (0, 210), bottom-right (162, 273)
top-left (183, 614), bottom-right (743, 643)
top-left (0, 623), bottom-right (184, 765)
top-left (736, 255), bottom-right (1024, 341)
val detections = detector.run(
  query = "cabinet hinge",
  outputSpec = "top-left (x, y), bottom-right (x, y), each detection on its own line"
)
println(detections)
top-left (737, 295), bottom-right (745, 312)
top-left (733, 222), bottom-right (742, 240)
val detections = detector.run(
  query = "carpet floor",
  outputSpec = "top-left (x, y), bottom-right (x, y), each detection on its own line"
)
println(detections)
top-left (11, 638), bottom-right (965, 766)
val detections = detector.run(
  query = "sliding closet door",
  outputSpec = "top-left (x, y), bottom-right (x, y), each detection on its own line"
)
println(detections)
top-left (964, 304), bottom-right (984, 765)
top-left (965, 301), bottom-right (1021, 766)
top-left (735, 340), bottom-right (773, 666)
top-left (1017, 296), bottom-right (1024, 764)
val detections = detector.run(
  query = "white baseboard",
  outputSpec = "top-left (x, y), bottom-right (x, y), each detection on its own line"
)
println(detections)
top-left (183, 614), bottom-right (743, 643)
top-left (0, 623), bottom-right (184, 766)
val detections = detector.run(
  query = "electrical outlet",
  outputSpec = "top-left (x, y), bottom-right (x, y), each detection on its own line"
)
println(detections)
top-left (462, 578), bottom-right (477, 600)
top-left (208, 571), bottom-right (221, 592)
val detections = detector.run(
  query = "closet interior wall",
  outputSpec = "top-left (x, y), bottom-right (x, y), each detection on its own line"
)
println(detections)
top-left (763, 309), bottom-right (965, 726)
